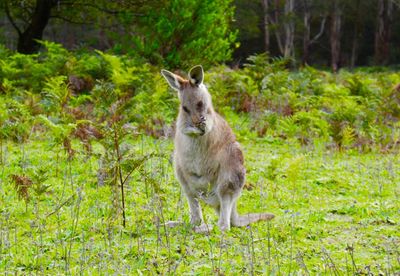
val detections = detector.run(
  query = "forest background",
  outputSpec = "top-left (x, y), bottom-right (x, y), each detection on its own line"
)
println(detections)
top-left (0, 0), bottom-right (399, 274)
top-left (1, 0), bottom-right (400, 69)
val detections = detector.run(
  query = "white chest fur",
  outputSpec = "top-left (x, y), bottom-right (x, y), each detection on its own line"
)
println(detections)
top-left (174, 134), bottom-right (218, 191)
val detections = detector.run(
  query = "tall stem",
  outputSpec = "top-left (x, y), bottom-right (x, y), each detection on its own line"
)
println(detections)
top-left (114, 126), bottom-right (126, 227)
top-left (0, 138), bottom-right (3, 165)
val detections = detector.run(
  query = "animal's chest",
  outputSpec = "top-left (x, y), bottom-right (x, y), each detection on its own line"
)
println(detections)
top-left (175, 139), bottom-right (219, 187)
top-left (181, 150), bottom-right (215, 177)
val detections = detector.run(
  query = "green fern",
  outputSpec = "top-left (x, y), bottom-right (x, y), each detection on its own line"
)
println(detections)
top-left (42, 76), bottom-right (70, 113)
top-left (341, 125), bottom-right (356, 148)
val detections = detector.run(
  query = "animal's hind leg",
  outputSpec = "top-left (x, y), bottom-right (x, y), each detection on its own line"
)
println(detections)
top-left (230, 201), bottom-right (242, 226)
top-left (217, 193), bottom-right (237, 231)
top-left (217, 188), bottom-right (241, 231)
top-left (230, 201), bottom-right (252, 227)
top-left (217, 164), bottom-right (245, 231)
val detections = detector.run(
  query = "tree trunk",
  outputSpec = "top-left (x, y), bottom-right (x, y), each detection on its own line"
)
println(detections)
top-left (261, 0), bottom-right (270, 52)
top-left (273, 0), bottom-right (284, 54)
top-left (330, 0), bottom-right (341, 72)
top-left (302, 0), bottom-right (326, 66)
top-left (283, 0), bottom-right (295, 59)
top-left (17, 0), bottom-right (56, 54)
top-left (350, 0), bottom-right (361, 69)
top-left (271, 0), bottom-right (295, 60)
top-left (302, 0), bottom-right (311, 65)
top-left (374, 0), bottom-right (393, 65)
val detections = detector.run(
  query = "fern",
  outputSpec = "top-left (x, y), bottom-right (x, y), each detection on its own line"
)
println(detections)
top-left (42, 76), bottom-right (70, 113)
top-left (341, 125), bottom-right (356, 148)
top-left (96, 51), bottom-right (150, 94)
top-left (1, 98), bottom-right (32, 142)
top-left (36, 115), bottom-right (76, 146)
top-left (278, 116), bottom-right (300, 139)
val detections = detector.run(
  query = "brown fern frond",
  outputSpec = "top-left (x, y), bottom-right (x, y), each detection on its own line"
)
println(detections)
top-left (11, 174), bottom-right (32, 202)
top-left (63, 137), bottom-right (76, 160)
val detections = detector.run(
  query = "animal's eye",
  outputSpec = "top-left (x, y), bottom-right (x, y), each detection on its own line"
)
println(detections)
top-left (182, 106), bottom-right (190, 114)
top-left (196, 101), bottom-right (203, 110)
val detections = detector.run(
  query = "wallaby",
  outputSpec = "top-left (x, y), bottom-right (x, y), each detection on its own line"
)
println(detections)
top-left (161, 65), bottom-right (274, 233)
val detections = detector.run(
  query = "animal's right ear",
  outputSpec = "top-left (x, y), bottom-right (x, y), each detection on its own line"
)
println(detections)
top-left (161, 69), bottom-right (182, 91)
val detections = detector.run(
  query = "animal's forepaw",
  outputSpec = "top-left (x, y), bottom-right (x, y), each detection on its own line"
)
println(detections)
top-left (193, 223), bottom-right (212, 234)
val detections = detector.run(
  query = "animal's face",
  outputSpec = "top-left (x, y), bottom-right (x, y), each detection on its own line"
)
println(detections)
top-left (161, 65), bottom-right (214, 136)
top-left (178, 82), bottom-right (213, 136)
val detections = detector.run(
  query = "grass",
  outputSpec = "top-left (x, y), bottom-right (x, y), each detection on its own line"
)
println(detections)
top-left (0, 133), bottom-right (399, 274)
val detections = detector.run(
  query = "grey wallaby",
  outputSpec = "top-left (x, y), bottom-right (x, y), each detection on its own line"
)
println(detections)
top-left (161, 65), bottom-right (274, 233)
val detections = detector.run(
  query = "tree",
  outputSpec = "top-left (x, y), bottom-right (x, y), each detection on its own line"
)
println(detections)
top-left (374, 0), bottom-right (394, 65)
top-left (330, 0), bottom-right (341, 72)
top-left (2, 0), bottom-right (148, 54)
top-left (283, 0), bottom-right (295, 59)
top-left (349, 0), bottom-right (362, 68)
top-left (2, 0), bottom-right (400, 67)
top-left (133, 0), bottom-right (237, 68)
top-left (4, 0), bottom-right (56, 54)
top-left (270, 0), bottom-right (296, 60)
top-left (261, 0), bottom-right (270, 52)
top-left (301, 0), bottom-right (326, 65)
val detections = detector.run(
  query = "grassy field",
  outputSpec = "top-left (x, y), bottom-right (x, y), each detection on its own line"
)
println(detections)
top-left (1, 134), bottom-right (399, 274)
top-left (1, 45), bottom-right (399, 274)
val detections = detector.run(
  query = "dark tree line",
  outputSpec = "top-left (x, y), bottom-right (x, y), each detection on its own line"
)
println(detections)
top-left (1, 0), bottom-right (152, 54)
top-left (0, 0), bottom-right (399, 69)
top-left (234, 0), bottom-right (400, 69)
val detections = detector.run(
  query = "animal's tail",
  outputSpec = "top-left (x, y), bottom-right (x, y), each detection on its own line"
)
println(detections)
top-left (231, 212), bottom-right (275, 227)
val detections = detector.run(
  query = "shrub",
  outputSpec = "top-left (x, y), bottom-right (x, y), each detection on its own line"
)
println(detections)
top-left (131, 0), bottom-right (237, 68)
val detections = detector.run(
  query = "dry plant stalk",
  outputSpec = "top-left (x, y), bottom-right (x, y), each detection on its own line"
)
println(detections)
top-left (11, 174), bottom-right (33, 202)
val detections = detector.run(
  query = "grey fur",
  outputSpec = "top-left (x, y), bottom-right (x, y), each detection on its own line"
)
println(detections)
top-left (161, 66), bottom-right (274, 232)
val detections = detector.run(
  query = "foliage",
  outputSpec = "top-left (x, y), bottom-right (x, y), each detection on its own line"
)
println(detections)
top-left (0, 96), bottom-right (32, 142)
top-left (208, 55), bottom-right (399, 150)
top-left (125, 0), bottom-right (237, 68)
top-left (1, 0), bottom-right (400, 68)
top-left (1, 45), bottom-right (400, 149)
top-left (1, 1), bottom-right (237, 67)
top-left (0, 44), bottom-right (399, 274)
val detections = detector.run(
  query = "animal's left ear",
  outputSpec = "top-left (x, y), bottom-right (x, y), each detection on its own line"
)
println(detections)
top-left (188, 65), bottom-right (204, 86)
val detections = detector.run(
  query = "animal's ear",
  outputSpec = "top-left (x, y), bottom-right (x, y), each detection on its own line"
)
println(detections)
top-left (188, 65), bottom-right (204, 86)
top-left (161, 69), bottom-right (183, 91)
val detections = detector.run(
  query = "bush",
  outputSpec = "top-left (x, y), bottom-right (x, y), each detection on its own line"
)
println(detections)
top-left (132, 0), bottom-right (237, 68)
top-left (1, 47), bottom-right (399, 151)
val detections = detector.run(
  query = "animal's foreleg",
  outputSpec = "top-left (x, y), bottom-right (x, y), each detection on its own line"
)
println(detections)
top-left (186, 194), bottom-right (204, 225)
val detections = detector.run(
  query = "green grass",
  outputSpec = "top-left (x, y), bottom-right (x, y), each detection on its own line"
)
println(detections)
top-left (1, 44), bottom-right (399, 275)
top-left (1, 134), bottom-right (399, 274)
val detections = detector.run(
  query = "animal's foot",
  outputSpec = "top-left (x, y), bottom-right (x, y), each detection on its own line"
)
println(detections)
top-left (231, 213), bottom-right (276, 227)
top-left (218, 222), bottom-right (231, 232)
top-left (262, 213), bottom-right (275, 220)
top-left (193, 223), bottom-right (212, 234)
top-left (164, 221), bottom-right (182, 228)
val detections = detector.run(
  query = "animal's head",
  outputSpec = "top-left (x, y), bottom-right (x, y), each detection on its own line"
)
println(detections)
top-left (161, 65), bottom-right (214, 137)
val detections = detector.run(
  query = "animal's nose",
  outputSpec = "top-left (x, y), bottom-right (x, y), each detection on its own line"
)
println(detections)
top-left (200, 115), bottom-right (206, 122)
